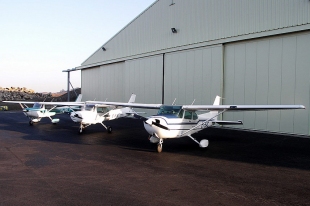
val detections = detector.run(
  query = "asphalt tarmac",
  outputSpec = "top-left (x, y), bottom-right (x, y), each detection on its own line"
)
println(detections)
top-left (1, 111), bottom-right (310, 205)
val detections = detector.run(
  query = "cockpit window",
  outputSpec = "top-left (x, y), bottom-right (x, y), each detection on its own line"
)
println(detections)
top-left (84, 104), bottom-right (95, 111)
top-left (178, 109), bottom-right (184, 118)
top-left (157, 105), bottom-right (182, 116)
top-left (97, 107), bottom-right (109, 113)
top-left (33, 103), bottom-right (42, 109)
top-left (183, 110), bottom-right (198, 120)
top-left (193, 112), bottom-right (198, 120)
top-left (184, 111), bottom-right (192, 119)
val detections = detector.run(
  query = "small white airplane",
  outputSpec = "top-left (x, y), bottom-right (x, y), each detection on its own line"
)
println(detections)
top-left (3, 94), bottom-right (83, 125)
top-left (70, 94), bottom-right (138, 134)
top-left (87, 96), bottom-right (305, 152)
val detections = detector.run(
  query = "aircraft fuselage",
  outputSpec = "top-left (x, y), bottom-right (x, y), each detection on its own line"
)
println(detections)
top-left (144, 115), bottom-right (208, 139)
top-left (23, 108), bottom-right (56, 119)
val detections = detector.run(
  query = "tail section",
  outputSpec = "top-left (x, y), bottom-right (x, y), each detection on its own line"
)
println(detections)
top-left (198, 95), bottom-right (221, 121)
top-left (75, 94), bottom-right (83, 102)
top-left (108, 94), bottom-right (137, 120)
top-left (213, 95), bottom-right (220, 106)
top-left (128, 94), bottom-right (136, 103)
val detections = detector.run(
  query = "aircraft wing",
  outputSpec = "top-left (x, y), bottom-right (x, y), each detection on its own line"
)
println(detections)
top-left (3, 101), bottom-right (85, 106)
top-left (182, 105), bottom-right (305, 111)
top-left (86, 101), bottom-right (162, 109)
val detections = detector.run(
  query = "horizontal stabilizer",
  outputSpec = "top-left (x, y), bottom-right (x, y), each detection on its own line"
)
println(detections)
top-left (212, 120), bottom-right (243, 125)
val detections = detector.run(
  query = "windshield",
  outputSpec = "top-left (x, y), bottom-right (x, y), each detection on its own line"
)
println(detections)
top-left (84, 104), bottom-right (95, 111)
top-left (33, 103), bottom-right (42, 109)
top-left (157, 105), bottom-right (182, 117)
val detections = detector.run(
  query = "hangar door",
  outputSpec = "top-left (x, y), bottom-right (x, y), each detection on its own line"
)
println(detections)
top-left (125, 55), bottom-right (163, 104)
top-left (164, 45), bottom-right (223, 105)
top-left (82, 62), bottom-right (125, 101)
top-left (223, 32), bottom-right (310, 135)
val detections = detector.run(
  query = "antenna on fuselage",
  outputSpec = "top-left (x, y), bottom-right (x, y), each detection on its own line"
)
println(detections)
top-left (172, 98), bottom-right (176, 105)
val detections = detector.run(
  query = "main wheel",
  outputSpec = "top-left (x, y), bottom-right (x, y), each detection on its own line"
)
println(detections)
top-left (107, 126), bottom-right (112, 133)
top-left (79, 127), bottom-right (83, 134)
top-left (29, 120), bottom-right (33, 126)
top-left (157, 143), bottom-right (163, 153)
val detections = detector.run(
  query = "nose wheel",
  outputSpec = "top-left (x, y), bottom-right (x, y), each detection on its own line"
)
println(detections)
top-left (157, 139), bottom-right (163, 153)
top-left (157, 143), bottom-right (162, 153)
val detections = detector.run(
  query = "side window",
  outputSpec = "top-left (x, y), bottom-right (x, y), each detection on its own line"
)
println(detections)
top-left (192, 112), bottom-right (198, 120)
top-left (178, 109), bottom-right (184, 118)
top-left (184, 111), bottom-right (192, 119)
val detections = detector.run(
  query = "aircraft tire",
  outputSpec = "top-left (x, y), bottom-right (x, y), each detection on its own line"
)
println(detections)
top-left (79, 128), bottom-right (83, 134)
top-left (157, 143), bottom-right (162, 153)
top-left (29, 121), bottom-right (33, 126)
top-left (107, 126), bottom-right (112, 133)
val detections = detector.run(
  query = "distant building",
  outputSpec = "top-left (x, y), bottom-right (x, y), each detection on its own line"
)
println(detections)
top-left (75, 0), bottom-right (310, 136)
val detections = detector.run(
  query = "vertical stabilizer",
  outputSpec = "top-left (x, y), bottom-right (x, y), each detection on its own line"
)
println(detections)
top-left (198, 95), bottom-right (221, 121)
top-left (128, 94), bottom-right (136, 103)
top-left (75, 94), bottom-right (83, 102)
top-left (213, 95), bottom-right (220, 105)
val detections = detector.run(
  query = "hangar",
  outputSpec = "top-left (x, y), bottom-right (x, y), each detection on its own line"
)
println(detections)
top-left (75, 0), bottom-right (310, 136)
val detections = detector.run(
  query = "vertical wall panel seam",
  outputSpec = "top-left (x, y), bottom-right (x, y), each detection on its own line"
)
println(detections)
top-left (279, 38), bottom-right (283, 130)
top-left (162, 53), bottom-right (165, 104)
top-left (293, 36), bottom-right (298, 133)
top-left (266, 40), bottom-right (270, 130)
top-left (254, 42), bottom-right (258, 128)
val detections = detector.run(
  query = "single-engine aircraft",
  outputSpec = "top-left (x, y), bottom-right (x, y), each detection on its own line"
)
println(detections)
top-left (87, 96), bottom-right (305, 152)
top-left (70, 94), bottom-right (138, 134)
top-left (3, 94), bottom-right (83, 125)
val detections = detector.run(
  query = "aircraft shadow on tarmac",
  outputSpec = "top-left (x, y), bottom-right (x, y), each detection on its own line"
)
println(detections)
top-left (1, 111), bottom-right (310, 171)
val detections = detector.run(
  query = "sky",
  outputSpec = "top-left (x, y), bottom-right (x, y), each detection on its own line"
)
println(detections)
top-left (0, 0), bottom-right (155, 93)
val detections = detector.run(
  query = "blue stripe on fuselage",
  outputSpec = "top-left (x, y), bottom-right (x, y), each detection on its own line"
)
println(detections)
top-left (150, 115), bottom-right (205, 126)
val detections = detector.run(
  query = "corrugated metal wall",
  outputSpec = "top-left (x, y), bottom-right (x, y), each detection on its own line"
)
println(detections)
top-left (164, 45), bottom-right (223, 105)
top-left (223, 32), bottom-right (310, 135)
top-left (82, 55), bottom-right (163, 114)
top-left (81, 62), bottom-right (125, 101)
top-left (82, 0), bottom-right (310, 68)
top-left (124, 55), bottom-right (163, 116)
top-left (124, 55), bottom-right (163, 104)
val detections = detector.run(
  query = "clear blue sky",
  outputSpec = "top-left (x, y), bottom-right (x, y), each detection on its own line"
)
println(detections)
top-left (0, 0), bottom-right (155, 93)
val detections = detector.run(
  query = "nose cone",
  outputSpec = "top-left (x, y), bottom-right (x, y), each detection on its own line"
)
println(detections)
top-left (143, 119), bottom-right (155, 135)
top-left (70, 112), bottom-right (82, 122)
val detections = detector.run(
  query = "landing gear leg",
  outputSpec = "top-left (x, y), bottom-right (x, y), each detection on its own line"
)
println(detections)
top-left (188, 135), bottom-right (209, 148)
top-left (100, 123), bottom-right (112, 133)
top-left (157, 139), bottom-right (163, 153)
top-left (79, 124), bottom-right (84, 134)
